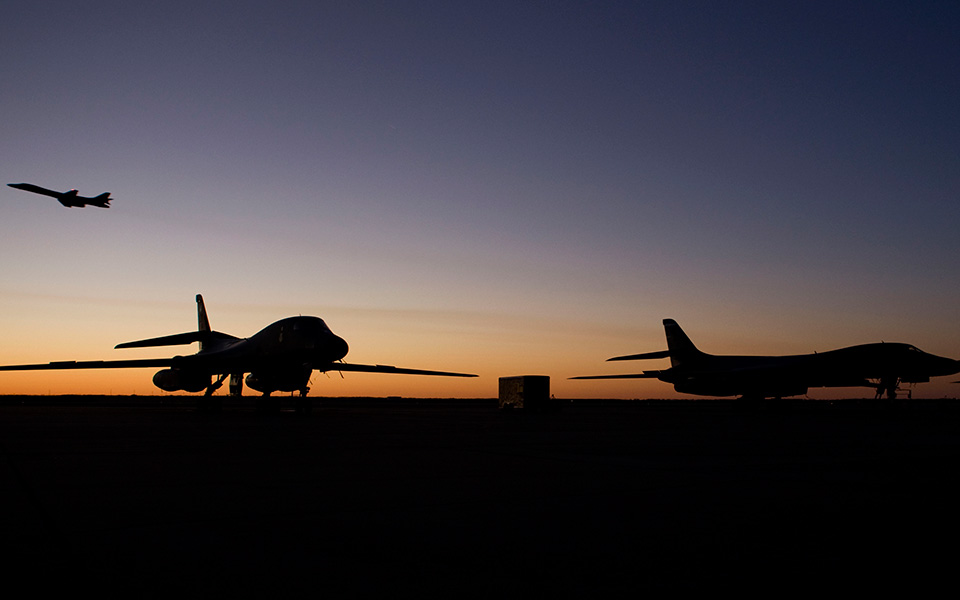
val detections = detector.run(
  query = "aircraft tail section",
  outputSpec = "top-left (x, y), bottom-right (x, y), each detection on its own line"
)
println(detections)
top-left (196, 294), bottom-right (212, 351)
top-left (663, 319), bottom-right (706, 368)
top-left (89, 192), bottom-right (111, 207)
top-left (115, 330), bottom-right (238, 350)
top-left (115, 331), bottom-right (211, 349)
top-left (197, 294), bottom-right (210, 330)
top-left (115, 294), bottom-right (238, 351)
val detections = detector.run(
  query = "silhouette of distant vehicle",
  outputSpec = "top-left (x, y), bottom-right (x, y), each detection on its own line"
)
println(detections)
top-left (8, 182), bottom-right (111, 208)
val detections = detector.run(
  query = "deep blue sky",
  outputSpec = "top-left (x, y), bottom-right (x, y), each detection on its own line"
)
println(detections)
top-left (2, 1), bottom-right (959, 397)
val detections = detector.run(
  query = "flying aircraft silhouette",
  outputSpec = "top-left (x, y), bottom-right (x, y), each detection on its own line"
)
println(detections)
top-left (0, 295), bottom-right (477, 410)
top-left (572, 319), bottom-right (960, 400)
top-left (8, 182), bottom-right (111, 208)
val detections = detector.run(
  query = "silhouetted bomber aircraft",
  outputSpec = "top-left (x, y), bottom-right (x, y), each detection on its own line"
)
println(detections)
top-left (7, 182), bottom-right (111, 208)
top-left (0, 295), bottom-right (477, 410)
top-left (572, 319), bottom-right (960, 400)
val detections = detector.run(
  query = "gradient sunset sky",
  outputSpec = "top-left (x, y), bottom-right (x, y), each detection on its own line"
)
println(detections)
top-left (2, 1), bottom-right (958, 398)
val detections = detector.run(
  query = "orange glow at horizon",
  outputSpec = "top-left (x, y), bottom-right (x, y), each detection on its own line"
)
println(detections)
top-left (1, 293), bottom-right (959, 399)
top-left (0, 293), bottom-right (610, 397)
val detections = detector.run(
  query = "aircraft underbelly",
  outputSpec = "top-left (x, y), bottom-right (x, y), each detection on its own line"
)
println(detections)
top-left (675, 374), bottom-right (808, 398)
top-left (245, 365), bottom-right (312, 394)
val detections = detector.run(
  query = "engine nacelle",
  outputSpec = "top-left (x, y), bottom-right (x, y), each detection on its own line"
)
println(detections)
top-left (153, 368), bottom-right (210, 393)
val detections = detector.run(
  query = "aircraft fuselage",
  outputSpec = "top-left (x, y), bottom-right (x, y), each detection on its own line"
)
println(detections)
top-left (7, 183), bottom-right (111, 208)
top-left (157, 316), bottom-right (349, 394)
top-left (660, 343), bottom-right (960, 397)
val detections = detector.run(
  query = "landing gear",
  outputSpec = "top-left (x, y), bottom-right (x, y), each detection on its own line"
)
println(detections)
top-left (254, 393), bottom-right (312, 415)
top-left (229, 373), bottom-right (243, 396)
top-left (875, 377), bottom-right (901, 400)
top-left (198, 375), bottom-right (227, 413)
top-left (205, 374), bottom-right (228, 396)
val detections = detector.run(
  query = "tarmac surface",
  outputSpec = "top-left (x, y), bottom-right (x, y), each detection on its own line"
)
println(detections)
top-left (2, 395), bottom-right (959, 595)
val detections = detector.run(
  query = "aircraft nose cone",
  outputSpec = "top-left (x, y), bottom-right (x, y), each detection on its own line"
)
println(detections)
top-left (940, 357), bottom-right (960, 376)
top-left (332, 335), bottom-right (349, 361)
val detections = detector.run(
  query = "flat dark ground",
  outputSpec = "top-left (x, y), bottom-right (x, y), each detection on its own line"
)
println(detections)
top-left (2, 396), bottom-right (959, 595)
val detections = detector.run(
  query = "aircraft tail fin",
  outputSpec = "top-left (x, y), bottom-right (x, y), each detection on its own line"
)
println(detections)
top-left (663, 319), bottom-right (706, 368)
top-left (197, 294), bottom-right (211, 350)
top-left (197, 295), bottom-right (210, 331)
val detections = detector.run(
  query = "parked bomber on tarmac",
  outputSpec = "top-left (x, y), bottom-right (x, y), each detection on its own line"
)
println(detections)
top-left (0, 295), bottom-right (476, 411)
top-left (572, 319), bottom-right (960, 400)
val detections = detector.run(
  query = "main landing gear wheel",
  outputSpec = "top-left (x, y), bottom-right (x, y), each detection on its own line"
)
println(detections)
top-left (229, 373), bottom-right (243, 396)
top-left (295, 388), bottom-right (313, 415)
top-left (874, 377), bottom-right (901, 400)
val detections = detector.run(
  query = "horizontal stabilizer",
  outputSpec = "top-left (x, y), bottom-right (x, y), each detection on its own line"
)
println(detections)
top-left (570, 372), bottom-right (662, 379)
top-left (607, 350), bottom-right (671, 361)
top-left (115, 330), bottom-right (238, 349)
top-left (321, 362), bottom-right (477, 377)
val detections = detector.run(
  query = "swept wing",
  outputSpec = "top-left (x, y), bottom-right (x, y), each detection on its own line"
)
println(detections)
top-left (322, 362), bottom-right (477, 377)
top-left (8, 183), bottom-right (61, 197)
top-left (570, 372), bottom-right (663, 380)
top-left (0, 358), bottom-right (175, 371)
